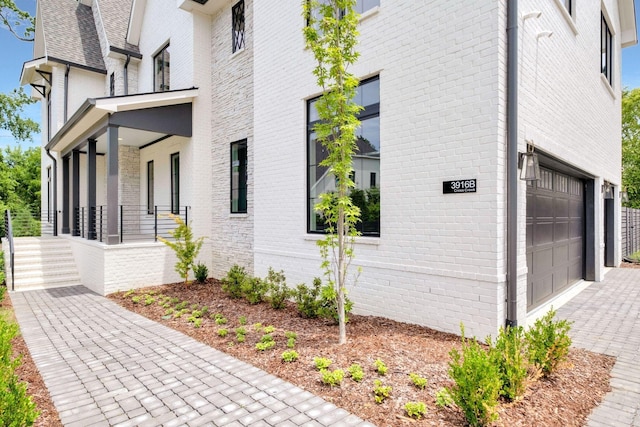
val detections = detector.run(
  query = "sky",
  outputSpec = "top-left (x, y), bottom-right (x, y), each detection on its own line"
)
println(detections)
top-left (0, 1), bottom-right (639, 149)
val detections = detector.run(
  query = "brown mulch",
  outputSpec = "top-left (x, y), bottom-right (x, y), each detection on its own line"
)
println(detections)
top-left (1, 292), bottom-right (63, 427)
top-left (108, 279), bottom-right (616, 427)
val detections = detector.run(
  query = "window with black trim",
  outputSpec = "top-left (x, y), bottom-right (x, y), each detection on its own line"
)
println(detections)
top-left (154, 43), bottom-right (170, 92)
top-left (171, 153), bottom-right (180, 214)
top-left (232, 0), bottom-right (245, 53)
top-left (147, 161), bottom-right (154, 214)
top-left (601, 13), bottom-right (613, 85)
top-left (109, 73), bottom-right (115, 96)
top-left (307, 75), bottom-right (380, 236)
top-left (231, 140), bottom-right (248, 213)
top-left (562, 0), bottom-right (573, 17)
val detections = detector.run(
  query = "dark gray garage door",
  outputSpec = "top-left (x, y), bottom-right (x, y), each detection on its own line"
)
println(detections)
top-left (526, 167), bottom-right (584, 310)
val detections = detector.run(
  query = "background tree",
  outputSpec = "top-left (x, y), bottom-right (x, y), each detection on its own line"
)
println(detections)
top-left (0, 0), bottom-right (34, 41)
top-left (0, 146), bottom-right (41, 235)
top-left (622, 88), bottom-right (640, 208)
top-left (303, 0), bottom-right (361, 344)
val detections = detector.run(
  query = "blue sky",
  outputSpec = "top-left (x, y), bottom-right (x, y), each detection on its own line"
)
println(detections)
top-left (0, 1), bottom-right (639, 149)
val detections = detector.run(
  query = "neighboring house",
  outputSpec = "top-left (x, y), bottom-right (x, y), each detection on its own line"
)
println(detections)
top-left (20, 0), bottom-right (637, 338)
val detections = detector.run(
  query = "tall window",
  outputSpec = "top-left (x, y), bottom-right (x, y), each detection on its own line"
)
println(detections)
top-left (232, 1), bottom-right (245, 53)
top-left (601, 13), bottom-right (613, 85)
top-left (154, 43), bottom-right (170, 92)
top-left (147, 161), bottom-right (154, 214)
top-left (47, 166), bottom-right (51, 222)
top-left (171, 153), bottom-right (180, 214)
top-left (307, 75), bottom-right (380, 236)
top-left (231, 140), bottom-right (248, 213)
top-left (109, 72), bottom-right (115, 96)
top-left (563, 0), bottom-right (574, 17)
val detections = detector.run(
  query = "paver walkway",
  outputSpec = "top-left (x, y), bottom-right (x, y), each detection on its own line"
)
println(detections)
top-left (557, 267), bottom-right (640, 427)
top-left (10, 286), bottom-right (374, 427)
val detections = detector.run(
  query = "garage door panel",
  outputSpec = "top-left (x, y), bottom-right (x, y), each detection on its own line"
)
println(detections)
top-left (553, 268), bottom-right (569, 292)
top-left (569, 199), bottom-right (583, 218)
top-left (569, 220), bottom-right (583, 238)
top-left (553, 244), bottom-right (568, 266)
top-left (554, 198), bottom-right (569, 218)
top-left (535, 195), bottom-right (555, 218)
top-left (532, 274), bottom-right (554, 304)
top-left (554, 221), bottom-right (569, 241)
top-left (534, 222), bottom-right (554, 246)
top-left (569, 240), bottom-right (582, 260)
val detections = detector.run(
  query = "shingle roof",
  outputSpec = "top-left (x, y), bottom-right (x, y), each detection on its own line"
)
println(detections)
top-left (97, 0), bottom-right (139, 54)
top-left (39, 0), bottom-right (106, 71)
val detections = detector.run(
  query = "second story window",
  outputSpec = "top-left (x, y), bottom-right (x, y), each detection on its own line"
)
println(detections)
top-left (232, 1), bottom-right (245, 53)
top-left (562, 0), bottom-right (574, 17)
top-left (110, 72), bottom-right (115, 96)
top-left (154, 43), bottom-right (170, 92)
top-left (601, 13), bottom-right (613, 85)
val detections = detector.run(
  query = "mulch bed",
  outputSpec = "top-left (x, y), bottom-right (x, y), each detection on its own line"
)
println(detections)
top-left (109, 279), bottom-right (616, 427)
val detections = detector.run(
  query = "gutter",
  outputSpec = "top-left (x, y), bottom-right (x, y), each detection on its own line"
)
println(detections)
top-left (44, 150), bottom-right (58, 236)
top-left (506, 0), bottom-right (518, 327)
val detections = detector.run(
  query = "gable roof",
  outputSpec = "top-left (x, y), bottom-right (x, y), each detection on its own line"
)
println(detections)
top-left (39, 0), bottom-right (106, 71)
top-left (97, 0), bottom-right (140, 54)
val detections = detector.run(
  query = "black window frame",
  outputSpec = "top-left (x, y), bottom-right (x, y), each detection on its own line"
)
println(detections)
top-left (563, 0), bottom-right (574, 17)
top-left (170, 153), bottom-right (180, 214)
top-left (154, 43), bottom-right (170, 92)
top-left (109, 72), bottom-right (115, 96)
top-left (232, 0), bottom-right (245, 53)
top-left (306, 75), bottom-right (381, 237)
top-left (147, 160), bottom-right (154, 215)
top-left (601, 13), bottom-right (613, 86)
top-left (230, 139), bottom-right (248, 214)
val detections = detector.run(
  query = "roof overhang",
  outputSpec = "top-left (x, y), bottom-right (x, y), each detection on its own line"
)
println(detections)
top-left (619, 0), bottom-right (638, 48)
top-left (46, 88), bottom-right (198, 154)
top-left (177, 0), bottom-right (227, 16)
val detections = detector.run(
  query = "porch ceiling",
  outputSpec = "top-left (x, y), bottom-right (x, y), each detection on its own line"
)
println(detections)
top-left (46, 88), bottom-right (198, 155)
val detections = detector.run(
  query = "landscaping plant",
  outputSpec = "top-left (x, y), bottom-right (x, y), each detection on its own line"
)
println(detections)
top-left (435, 388), bottom-right (454, 408)
top-left (320, 369), bottom-right (345, 387)
top-left (265, 268), bottom-right (291, 309)
top-left (409, 373), bottom-right (427, 390)
top-left (526, 308), bottom-right (573, 377)
top-left (404, 401), bottom-right (427, 420)
top-left (281, 350), bottom-right (299, 363)
top-left (348, 363), bottom-right (364, 382)
top-left (241, 276), bottom-right (268, 304)
top-left (374, 358), bottom-right (387, 375)
top-left (373, 379), bottom-right (392, 404)
top-left (193, 262), bottom-right (208, 283)
top-left (488, 325), bottom-right (528, 401)
top-left (157, 214), bottom-right (204, 284)
top-left (221, 264), bottom-right (247, 298)
top-left (313, 357), bottom-right (332, 370)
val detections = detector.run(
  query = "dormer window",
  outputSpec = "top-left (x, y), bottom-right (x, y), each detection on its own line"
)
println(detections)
top-left (154, 43), bottom-right (170, 92)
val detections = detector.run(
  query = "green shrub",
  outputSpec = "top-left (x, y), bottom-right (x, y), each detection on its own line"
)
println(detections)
top-left (222, 264), bottom-right (247, 298)
top-left (435, 388), bottom-right (454, 408)
top-left (488, 325), bottom-right (528, 401)
top-left (313, 357), bottom-right (332, 370)
top-left (217, 328), bottom-right (228, 337)
top-left (157, 215), bottom-right (204, 283)
top-left (193, 319), bottom-right (203, 328)
top-left (373, 379), bottom-right (392, 404)
top-left (320, 369), bottom-right (344, 387)
top-left (285, 331), bottom-right (297, 348)
top-left (263, 325), bottom-right (276, 334)
top-left (316, 282), bottom-right (353, 324)
top-left (255, 334), bottom-right (276, 351)
top-left (374, 358), bottom-right (387, 375)
top-left (409, 373), bottom-right (427, 390)
top-left (281, 350), bottom-right (299, 362)
top-left (404, 401), bottom-right (426, 419)
top-left (193, 262), bottom-right (208, 283)
top-left (144, 296), bottom-right (155, 306)
top-left (265, 268), bottom-right (291, 309)
top-left (238, 315), bottom-right (247, 325)
top-left (0, 285), bottom-right (5, 302)
top-left (131, 296), bottom-right (141, 304)
top-left (348, 363), bottom-right (364, 382)
top-left (241, 276), bottom-right (269, 304)
top-left (448, 325), bottom-right (501, 427)
top-left (235, 327), bottom-right (247, 343)
top-left (294, 278), bottom-right (322, 318)
top-left (526, 308), bottom-right (572, 377)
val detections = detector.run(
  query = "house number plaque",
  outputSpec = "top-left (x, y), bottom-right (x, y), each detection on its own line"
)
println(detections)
top-left (443, 179), bottom-right (477, 194)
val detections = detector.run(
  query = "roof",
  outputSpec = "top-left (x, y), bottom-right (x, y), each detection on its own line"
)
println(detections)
top-left (39, 0), bottom-right (106, 71)
top-left (97, 0), bottom-right (140, 54)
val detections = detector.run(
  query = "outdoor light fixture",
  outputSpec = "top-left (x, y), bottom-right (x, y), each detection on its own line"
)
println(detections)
top-left (602, 181), bottom-right (614, 199)
top-left (621, 188), bottom-right (629, 204)
top-left (519, 144), bottom-right (541, 181)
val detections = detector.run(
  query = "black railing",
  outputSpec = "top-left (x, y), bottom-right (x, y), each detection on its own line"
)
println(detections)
top-left (74, 205), bottom-right (191, 243)
top-left (3, 210), bottom-right (15, 291)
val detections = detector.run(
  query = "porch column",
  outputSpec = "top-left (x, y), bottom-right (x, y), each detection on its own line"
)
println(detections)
top-left (106, 125), bottom-right (120, 245)
top-left (62, 156), bottom-right (70, 234)
top-left (71, 149), bottom-right (80, 236)
top-left (87, 139), bottom-right (97, 240)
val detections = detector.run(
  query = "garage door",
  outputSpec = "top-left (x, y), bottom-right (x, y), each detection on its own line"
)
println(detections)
top-left (526, 167), bottom-right (584, 310)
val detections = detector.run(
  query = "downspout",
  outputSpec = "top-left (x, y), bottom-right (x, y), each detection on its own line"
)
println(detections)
top-left (506, 0), bottom-right (518, 327)
top-left (45, 149), bottom-right (58, 237)
top-left (124, 54), bottom-right (131, 95)
top-left (64, 64), bottom-right (70, 122)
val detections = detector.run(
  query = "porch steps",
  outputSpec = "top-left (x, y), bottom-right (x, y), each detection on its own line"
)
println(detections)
top-left (6, 237), bottom-right (82, 291)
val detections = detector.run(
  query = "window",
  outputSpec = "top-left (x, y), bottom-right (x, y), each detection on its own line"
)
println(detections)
top-left (154, 44), bottom-right (170, 92)
top-left (147, 161), bottom-right (154, 214)
top-left (47, 166), bottom-right (51, 222)
top-left (109, 72), bottom-right (115, 96)
top-left (230, 140), bottom-right (248, 213)
top-left (355, 0), bottom-right (379, 14)
top-left (601, 13), bottom-right (613, 85)
top-left (171, 153), bottom-right (180, 214)
top-left (307, 75), bottom-right (380, 236)
top-left (232, 1), bottom-right (245, 53)
top-left (562, 0), bottom-right (573, 16)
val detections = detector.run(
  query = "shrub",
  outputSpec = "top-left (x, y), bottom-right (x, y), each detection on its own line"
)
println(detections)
top-left (281, 350), bottom-right (299, 362)
top-left (294, 278), bottom-right (322, 318)
top-left (373, 379), bottom-right (392, 404)
top-left (263, 325), bottom-right (276, 334)
top-left (241, 276), bottom-right (269, 304)
top-left (404, 401), bottom-right (427, 419)
top-left (285, 331), bottom-right (297, 348)
top-left (194, 262), bottom-right (208, 283)
top-left (316, 282), bottom-right (353, 324)
top-left (144, 296), bottom-right (155, 306)
top-left (222, 265), bottom-right (247, 298)
top-left (235, 327), bottom-right (247, 343)
top-left (217, 328), bottom-right (228, 337)
top-left (313, 357), bottom-right (332, 370)
top-left (255, 334), bottom-right (276, 351)
top-left (488, 325), bottom-right (528, 401)
top-left (348, 363), bottom-right (364, 382)
top-left (374, 358), bottom-right (387, 376)
top-left (131, 296), bottom-right (141, 304)
top-left (435, 388), bottom-right (454, 408)
top-left (213, 314), bottom-right (228, 325)
top-left (409, 373), bottom-right (427, 390)
top-left (265, 268), bottom-right (291, 309)
top-left (193, 319), bottom-right (202, 328)
top-left (526, 308), bottom-right (572, 377)
top-left (320, 369), bottom-right (344, 387)
top-left (448, 326), bottom-right (501, 427)
top-left (238, 315), bottom-right (247, 325)
top-left (157, 215), bottom-right (204, 283)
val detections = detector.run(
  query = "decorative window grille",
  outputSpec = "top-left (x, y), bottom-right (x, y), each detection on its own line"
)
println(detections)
top-left (232, 1), bottom-right (245, 53)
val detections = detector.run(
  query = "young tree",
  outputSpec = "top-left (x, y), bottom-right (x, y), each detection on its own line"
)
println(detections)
top-left (303, 0), bottom-right (361, 344)
top-left (622, 88), bottom-right (640, 208)
top-left (157, 215), bottom-right (204, 284)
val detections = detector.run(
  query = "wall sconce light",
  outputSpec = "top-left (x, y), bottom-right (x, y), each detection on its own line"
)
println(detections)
top-left (519, 144), bottom-right (541, 181)
top-left (620, 187), bottom-right (629, 203)
top-left (602, 181), bottom-right (614, 199)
